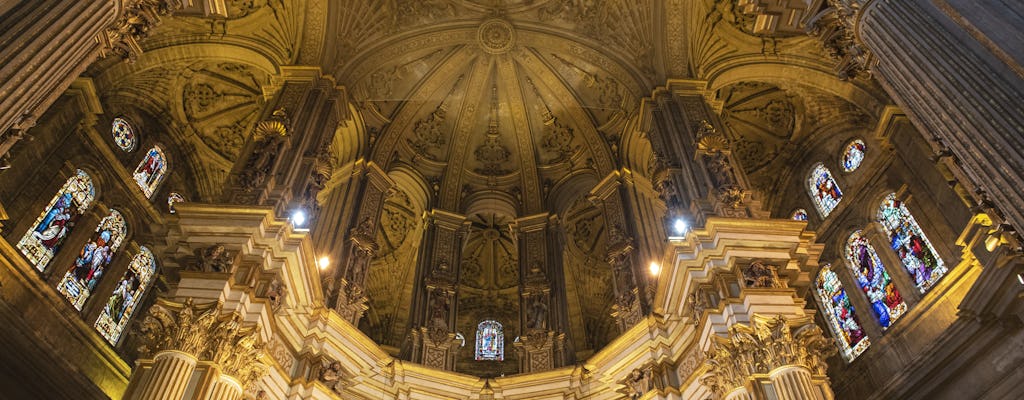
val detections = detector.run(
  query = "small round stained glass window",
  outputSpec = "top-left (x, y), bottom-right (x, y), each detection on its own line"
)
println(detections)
top-left (111, 118), bottom-right (137, 152)
top-left (791, 209), bottom-right (809, 221)
top-left (841, 139), bottom-right (866, 172)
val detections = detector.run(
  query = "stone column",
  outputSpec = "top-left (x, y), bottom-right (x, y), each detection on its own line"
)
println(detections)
top-left (409, 210), bottom-right (465, 371)
top-left (590, 173), bottom-right (645, 332)
top-left (330, 162), bottom-right (392, 325)
top-left (769, 365), bottom-right (821, 400)
top-left (135, 350), bottom-right (198, 400)
top-left (0, 0), bottom-right (185, 162)
top-left (514, 213), bottom-right (565, 372)
top-left (127, 298), bottom-right (268, 400)
top-left (205, 374), bottom-right (244, 400)
top-left (855, 0), bottom-right (1024, 228)
top-left (703, 315), bottom-right (836, 400)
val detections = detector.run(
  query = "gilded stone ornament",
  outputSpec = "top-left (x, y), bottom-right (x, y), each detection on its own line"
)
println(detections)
top-left (477, 19), bottom-right (516, 55)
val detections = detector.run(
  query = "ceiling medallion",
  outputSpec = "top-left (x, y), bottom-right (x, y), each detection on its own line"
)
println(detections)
top-left (477, 19), bottom-right (515, 54)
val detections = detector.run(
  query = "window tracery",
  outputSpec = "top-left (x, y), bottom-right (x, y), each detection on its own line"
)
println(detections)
top-left (111, 117), bottom-right (137, 152)
top-left (132, 146), bottom-right (167, 198)
top-left (475, 320), bottom-right (504, 361)
top-left (808, 163), bottom-right (843, 217)
top-left (816, 264), bottom-right (869, 361)
top-left (94, 247), bottom-right (156, 344)
top-left (845, 231), bottom-right (906, 328)
top-left (841, 139), bottom-right (866, 172)
top-left (17, 169), bottom-right (96, 271)
top-left (56, 209), bottom-right (127, 310)
top-left (878, 193), bottom-right (947, 293)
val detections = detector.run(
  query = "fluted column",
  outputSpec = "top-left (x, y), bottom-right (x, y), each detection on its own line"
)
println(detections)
top-left (724, 387), bottom-right (753, 400)
top-left (206, 375), bottom-right (244, 400)
top-left (769, 365), bottom-right (820, 400)
top-left (858, 0), bottom-right (1024, 228)
top-left (135, 350), bottom-right (198, 400)
top-left (703, 315), bottom-right (836, 400)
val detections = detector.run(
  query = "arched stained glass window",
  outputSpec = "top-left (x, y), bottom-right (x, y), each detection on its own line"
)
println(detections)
top-left (841, 139), bottom-right (866, 172)
top-left (878, 193), bottom-right (947, 293)
top-left (111, 118), bottom-right (136, 152)
top-left (57, 209), bottom-right (127, 310)
top-left (475, 320), bottom-right (504, 361)
top-left (17, 170), bottom-right (96, 271)
top-left (95, 247), bottom-right (157, 344)
top-left (845, 231), bottom-right (906, 328)
top-left (807, 163), bottom-right (843, 218)
top-left (816, 264), bottom-right (870, 361)
top-left (132, 146), bottom-right (167, 198)
top-left (167, 192), bottom-right (185, 214)
top-left (791, 209), bottom-right (809, 221)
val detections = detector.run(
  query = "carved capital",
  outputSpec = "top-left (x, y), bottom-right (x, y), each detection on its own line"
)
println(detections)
top-left (702, 314), bottom-right (836, 396)
top-left (100, 0), bottom-right (186, 62)
top-left (808, 0), bottom-right (876, 80)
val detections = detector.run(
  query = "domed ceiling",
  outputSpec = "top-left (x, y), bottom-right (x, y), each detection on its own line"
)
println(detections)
top-left (328, 0), bottom-right (661, 215)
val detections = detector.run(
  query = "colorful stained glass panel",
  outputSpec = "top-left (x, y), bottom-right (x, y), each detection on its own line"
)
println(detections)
top-left (17, 170), bottom-right (95, 271)
top-left (475, 320), bottom-right (504, 361)
top-left (816, 264), bottom-right (870, 360)
top-left (845, 231), bottom-right (907, 328)
top-left (807, 163), bottom-right (843, 218)
top-left (95, 247), bottom-right (157, 344)
top-left (878, 193), bottom-right (948, 293)
top-left (133, 146), bottom-right (167, 198)
top-left (791, 209), bottom-right (809, 221)
top-left (841, 139), bottom-right (866, 172)
top-left (57, 209), bottom-right (127, 310)
top-left (167, 192), bottom-right (185, 214)
top-left (111, 117), bottom-right (136, 152)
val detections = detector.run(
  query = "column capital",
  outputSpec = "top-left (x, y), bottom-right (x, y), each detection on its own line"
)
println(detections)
top-left (703, 314), bottom-right (836, 397)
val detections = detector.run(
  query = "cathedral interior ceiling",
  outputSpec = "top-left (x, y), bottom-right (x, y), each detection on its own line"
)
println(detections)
top-left (63, 0), bottom-right (900, 370)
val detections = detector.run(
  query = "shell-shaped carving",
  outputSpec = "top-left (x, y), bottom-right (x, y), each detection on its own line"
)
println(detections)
top-left (254, 120), bottom-right (287, 139)
top-left (698, 134), bottom-right (730, 152)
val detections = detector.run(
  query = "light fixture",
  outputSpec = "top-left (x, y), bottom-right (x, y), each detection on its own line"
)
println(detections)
top-left (649, 261), bottom-right (661, 276)
top-left (317, 256), bottom-right (331, 270)
top-left (291, 209), bottom-right (307, 227)
top-left (985, 224), bottom-right (1011, 252)
top-left (1017, 272), bottom-right (1024, 286)
top-left (673, 218), bottom-right (688, 236)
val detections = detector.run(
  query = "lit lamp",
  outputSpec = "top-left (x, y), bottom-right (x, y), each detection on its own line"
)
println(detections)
top-left (649, 261), bottom-right (661, 276)
top-left (317, 256), bottom-right (331, 270)
top-left (985, 224), bottom-right (1011, 252)
top-left (668, 217), bottom-right (688, 240)
top-left (291, 209), bottom-right (307, 228)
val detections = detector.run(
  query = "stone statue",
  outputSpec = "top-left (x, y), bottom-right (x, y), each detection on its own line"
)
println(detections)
top-left (319, 360), bottom-right (344, 393)
top-left (527, 296), bottom-right (548, 330)
top-left (191, 244), bottom-right (232, 273)
top-left (266, 277), bottom-right (287, 312)
top-left (744, 261), bottom-right (780, 288)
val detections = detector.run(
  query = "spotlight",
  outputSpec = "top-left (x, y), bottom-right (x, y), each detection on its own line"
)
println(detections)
top-left (1017, 272), bottom-right (1024, 286)
top-left (291, 210), bottom-right (307, 227)
top-left (673, 218), bottom-right (688, 235)
top-left (318, 256), bottom-right (331, 270)
top-left (649, 261), bottom-right (661, 276)
top-left (985, 224), bottom-right (1011, 252)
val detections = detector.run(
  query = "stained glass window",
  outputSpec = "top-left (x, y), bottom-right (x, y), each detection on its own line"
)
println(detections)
top-left (95, 247), bottom-right (156, 344)
top-left (791, 209), bottom-right (809, 221)
top-left (816, 264), bottom-right (870, 360)
top-left (111, 117), bottom-right (136, 152)
top-left (475, 320), bottom-right (504, 361)
top-left (841, 139), bottom-right (866, 172)
top-left (167, 192), bottom-right (185, 214)
top-left (132, 146), bottom-right (167, 198)
top-left (845, 231), bottom-right (907, 329)
top-left (57, 209), bottom-right (127, 310)
top-left (17, 170), bottom-right (96, 271)
top-left (807, 163), bottom-right (843, 218)
top-left (878, 193), bottom-right (947, 293)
